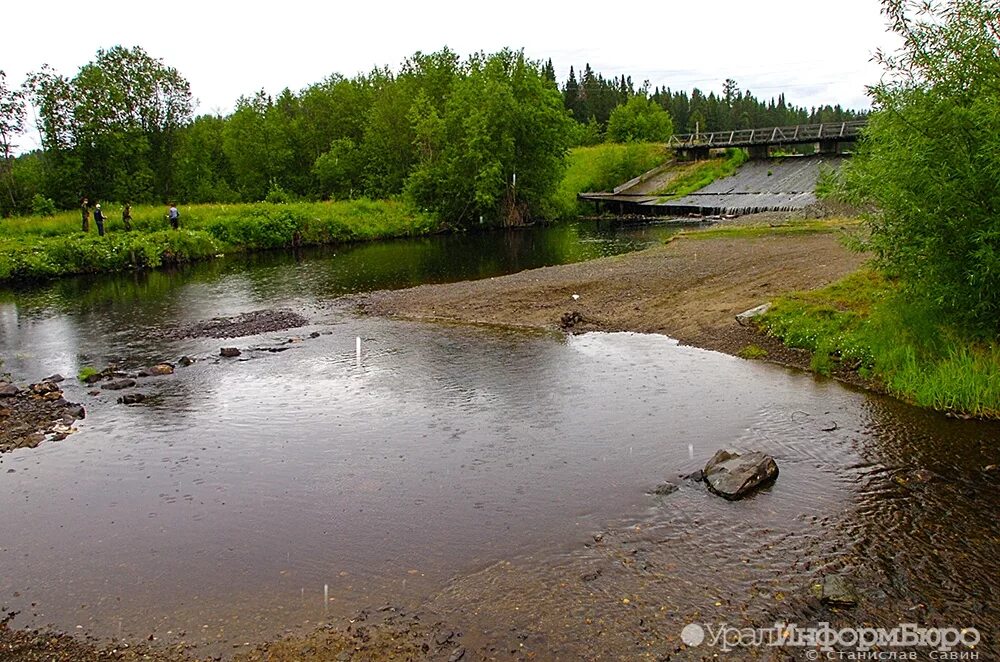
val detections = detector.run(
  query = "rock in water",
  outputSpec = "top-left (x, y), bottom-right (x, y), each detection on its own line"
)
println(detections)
top-left (147, 363), bottom-right (175, 376)
top-left (101, 379), bottom-right (137, 391)
top-left (820, 575), bottom-right (858, 607)
top-left (118, 393), bottom-right (147, 405)
top-left (220, 347), bottom-right (241, 358)
top-left (703, 449), bottom-right (779, 500)
top-left (649, 481), bottom-right (679, 496)
top-left (0, 383), bottom-right (19, 397)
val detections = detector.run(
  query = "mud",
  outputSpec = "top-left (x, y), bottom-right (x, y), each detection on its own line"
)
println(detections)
top-left (170, 310), bottom-right (310, 339)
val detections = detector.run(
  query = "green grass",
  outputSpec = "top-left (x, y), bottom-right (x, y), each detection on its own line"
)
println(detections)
top-left (552, 143), bottom-right (670, 219)
top-left (677, 217), bottom-right (862, 242)
top-left (654, 148), bottom-right (748, 200)
top-left (738, 344), bottom-right (769, 360)
top-left (759, 269), bottom-right (1000, 418)
top-left (0, 200), bottom-right (439, 282)
top-left (77, 366), bottom-right (99, 382)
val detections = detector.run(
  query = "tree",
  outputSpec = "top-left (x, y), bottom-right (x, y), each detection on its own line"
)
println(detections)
top-left (606, 95), bottom-right (674, 143)
top-left (406, 49), bottom-right (574, 226)
top-left (845, 0), bottom-right (1000, 331)
top-left (72, 46), bottom-right (192, 201)
top-left (0, 71), bottom-right (26, 214)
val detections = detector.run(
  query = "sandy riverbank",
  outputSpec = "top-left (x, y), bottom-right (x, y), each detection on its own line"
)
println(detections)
top-left (356, 229), bottom-right (868, 376)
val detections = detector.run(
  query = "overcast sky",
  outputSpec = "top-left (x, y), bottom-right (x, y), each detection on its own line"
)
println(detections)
top-left (6, 0), bottom-right (897, 150)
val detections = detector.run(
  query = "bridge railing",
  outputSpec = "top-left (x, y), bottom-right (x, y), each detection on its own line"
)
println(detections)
top-left (666, 120), bottom-right (867, 149)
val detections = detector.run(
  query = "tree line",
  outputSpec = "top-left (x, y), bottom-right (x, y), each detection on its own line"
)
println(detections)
top-left (0, 46), bottom-right (863, 222)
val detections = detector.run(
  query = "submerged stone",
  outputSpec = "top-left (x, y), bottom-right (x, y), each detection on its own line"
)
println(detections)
top-left (649, 481), bottom-right (679, 496)
top-left (703, 449), bottom-right (779, 500)
top-left (220, 347), bottom-right (242, 358)
top-left (821, 575), bottom-right (858, 607)
top-left (101, 379), bottom-right (137, 391)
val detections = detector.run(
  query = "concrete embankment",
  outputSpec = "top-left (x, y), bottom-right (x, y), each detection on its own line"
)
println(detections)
top-left (581, 154), bottom-right (843, 216)
top-left (663, 155), bottom-right (843, 215)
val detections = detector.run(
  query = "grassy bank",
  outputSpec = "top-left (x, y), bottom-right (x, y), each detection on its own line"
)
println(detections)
top-left (758, 269), bottom-right (1000, 418)
top-left (552, 143), bottom-right (669, 219)
top-left (0, 200), bottom-right (438, 282)
top-left (654, 148), bottom-right (748, 200)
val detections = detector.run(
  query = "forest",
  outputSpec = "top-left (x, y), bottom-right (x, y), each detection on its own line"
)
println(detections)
top-left (0, 47), bottom-right (863, 222)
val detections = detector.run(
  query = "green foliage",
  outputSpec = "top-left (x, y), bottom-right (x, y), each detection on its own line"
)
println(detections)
top-left (0, 200), bottom-right (439, 281)
top-left (405, 49), bottom-right (574, 226)
top-left (844, 0), bottom-right (1000, 333)
top-left (606, 95), bottom-right (674, 143)
top-left (655, 148), bottom-right (748, 200)
top-left (264, 180), bottom-right (296, 204)
top-left (30, 193), bottom-right (56, 216)
top-left (552, 143), bottom-right (670, 219)
top-left (312, 138), bottom-right (362, 200)
top-left (761, 270), bottom-right (1000, 418)
top-left (77, 366), bottom-right (99, 382)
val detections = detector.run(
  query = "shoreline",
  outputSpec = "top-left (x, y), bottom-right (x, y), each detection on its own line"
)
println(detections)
top-left (354, 229), bottom-right (872, 389)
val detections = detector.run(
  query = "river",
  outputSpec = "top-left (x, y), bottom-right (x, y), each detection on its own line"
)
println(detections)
top-left (0, 221), bottom-right (997, 659)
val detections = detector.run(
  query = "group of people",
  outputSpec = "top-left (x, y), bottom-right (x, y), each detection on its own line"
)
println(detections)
top-left (79, 198), bottom-right (180, 235)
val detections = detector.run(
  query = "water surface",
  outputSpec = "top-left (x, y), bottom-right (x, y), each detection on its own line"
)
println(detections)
top-left (0, 221), bottom-right (997, 658)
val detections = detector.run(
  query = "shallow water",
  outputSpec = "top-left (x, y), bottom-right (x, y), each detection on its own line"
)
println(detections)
top-left (0, 222), bottom-right (997, 658)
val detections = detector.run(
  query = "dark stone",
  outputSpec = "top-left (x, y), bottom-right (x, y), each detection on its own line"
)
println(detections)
top-left (83, 373), bottom-right (104, 384)
top-left (118, 393), bottom-right (147, 405)
top-left (30, 381), bottom-right (60, 394)
top-left (101, 379), bottom-right (137, 391)
top-left (649, 481), bottom-right (679, 496)
top-left (682, 469), bottom-right (705, 482)
top-left (580, 569), bottom-right (602, 582)
top-left (434, 631), bottom-right (454, 645)
top-left (0, 383), bottom-right (19, 397)
top-left (448, 647), bottom-right (466, 662)
top-left (820, 575), bottom-right (858, 607)
top-left (43, 374), bottom-right (65, 383)
top-left (703, 449), bottom-right (779, 500)
top-left (310, 332), bottom-right (321, 339)
top-left (147, 363), bottom-right (175, 376)
top-left (559, 311), bottom-right (585, 330)
top-left (178, 356), bottom-right (196, 367)
top-left (220, 347), bottom-right (241, 358)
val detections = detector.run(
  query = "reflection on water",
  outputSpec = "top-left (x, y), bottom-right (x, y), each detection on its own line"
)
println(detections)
top-left (0, 221), bottom-right (997, 659)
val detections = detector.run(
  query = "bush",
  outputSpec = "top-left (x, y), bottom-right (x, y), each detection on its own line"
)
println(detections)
top-left (31, 194), bottom-right (57, 217)
top-left (844, 0), bottom-right (1000, 333)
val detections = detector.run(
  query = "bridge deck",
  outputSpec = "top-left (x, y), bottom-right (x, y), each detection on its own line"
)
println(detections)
top-left (667, 120), bottom-right (866, 150)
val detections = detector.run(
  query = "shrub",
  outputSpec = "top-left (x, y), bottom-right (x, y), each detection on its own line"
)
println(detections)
top-left (30, 194), bottom-right (57, 217)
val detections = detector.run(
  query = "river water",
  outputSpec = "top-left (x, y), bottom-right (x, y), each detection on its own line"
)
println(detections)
top-left (0, 221), bottom-right (997, 659)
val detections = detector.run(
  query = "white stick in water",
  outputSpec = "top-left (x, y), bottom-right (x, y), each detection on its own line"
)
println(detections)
top-left (356, 336), bottom-right (362, 366)
top-left (324, 583), bottom-right (329, 615)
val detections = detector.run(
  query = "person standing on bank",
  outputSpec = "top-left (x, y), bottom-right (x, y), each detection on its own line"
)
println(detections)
top-left (167, 203), bottom-right (179, 230)
top-left (81, 197), bottom-right (90, 232)
top-left (122, 201), bottom-right (133, 231)
top-left (93, 203), bottom-right (106, 237)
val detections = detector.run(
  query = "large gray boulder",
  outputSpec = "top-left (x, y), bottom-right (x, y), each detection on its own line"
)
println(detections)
top-left (703, 449), bottom-right (779, 500)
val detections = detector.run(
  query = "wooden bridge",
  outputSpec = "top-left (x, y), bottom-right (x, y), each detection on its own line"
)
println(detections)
top-left (668, 120), bottom-right (866, 159)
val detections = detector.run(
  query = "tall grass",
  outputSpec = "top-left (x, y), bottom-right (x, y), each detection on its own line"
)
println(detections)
top-left (552, 143), bottom-right (670, 219)
top-left (0, 200), bottom-right (438, 282)
top-left (654, 148), bottom-right (748, 200)
top-left (760, 269), bottom-right (1000, 418)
